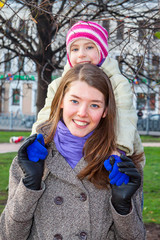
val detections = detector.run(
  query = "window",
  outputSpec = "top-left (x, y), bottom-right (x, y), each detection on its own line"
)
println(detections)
top-left (18, 56), bottom-right (24, 72)
top-left (102, 20), bottom-right (110, 34)
top-left (152, 55), bottom-right (159, 77)
top-left (137, 93), bottom-right (147, 110)
top-left (149, 93), bottom-right (155, 110)
top-left (136, 93), bottom-right (155, 110)
top-left (6, 19), bottom-right (12, 34)
top-left (34, 89), bottom-right (37, 107)
top-left (0, 87), bottom-right (5, 112)
top-left (136, 56), bottom-right (144, 76)
top-left (19, 19), bottom-right (28, 35)
top-left (117, 20), bottom-right (124, 40)
top-left (138, 21), bottom-right (146, 41)
top-left (12, 89), bottom-right (20, 106)
top-left (4, 53), bottom-right (11, 72)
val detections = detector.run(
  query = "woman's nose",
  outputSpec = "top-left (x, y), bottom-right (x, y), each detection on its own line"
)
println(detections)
top-left (77, 104), bottom-right (88, 117)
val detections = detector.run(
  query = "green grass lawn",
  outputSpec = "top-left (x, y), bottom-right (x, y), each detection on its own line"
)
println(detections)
top-left (0, 152), bottom-right (16, 213)
top-left (143, 147), bottom-right (160, 224)
top-left (0, 146), bottom-right (160, 224)
top-left (0, 131), bottom-right (30, 143)
top-left (140, 135), bottom-right (160, 143)
top-left (0, 131), bottom-right (160, 143)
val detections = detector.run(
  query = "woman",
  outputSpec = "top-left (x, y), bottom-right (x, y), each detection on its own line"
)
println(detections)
top-left (0, 63), bottom-right (145, 239)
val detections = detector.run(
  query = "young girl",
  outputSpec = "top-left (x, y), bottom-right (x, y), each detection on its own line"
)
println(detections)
top-left (31, 20), bottom-right (145, 168)
top-left (0, 64), bottom-right (145, 239)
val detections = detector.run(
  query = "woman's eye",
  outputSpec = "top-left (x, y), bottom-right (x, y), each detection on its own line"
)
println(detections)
top-left (71, 100), bottom-right (78, 104)
top-left (91, 104), bottom-right (99, 108)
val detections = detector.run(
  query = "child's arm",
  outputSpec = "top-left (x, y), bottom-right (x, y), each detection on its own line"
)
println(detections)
top-left (31, 62), bottom-right (71, 135)
top-left (112, 73), bottom-right (137, 154)
top-left (31, 77), bottom-right (61, 134)
top-left (101, 57), bottom-right (138, 155)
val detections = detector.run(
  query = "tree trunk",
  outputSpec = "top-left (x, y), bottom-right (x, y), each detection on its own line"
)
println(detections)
top-left (36, 64), bottom-right (52, 115)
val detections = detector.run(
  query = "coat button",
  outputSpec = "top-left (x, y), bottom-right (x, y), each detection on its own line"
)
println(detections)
top-left (53, 234), bottom-right (63, 240)
top-left (79, 193), bottom-right (87, 202)
top-left (80, 231), bottom-right (87, 240)
top-left (54, 196), bottom-right (64, 205)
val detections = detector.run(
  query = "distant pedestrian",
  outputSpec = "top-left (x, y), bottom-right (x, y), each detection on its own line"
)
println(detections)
top-left (137, 109), bottom-right (143, 118)
top-left (9, 136), bottom-right (25, 143)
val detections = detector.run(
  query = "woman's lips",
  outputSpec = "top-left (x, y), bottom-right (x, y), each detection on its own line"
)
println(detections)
top-left (73, 119), bottom-right (89, 126)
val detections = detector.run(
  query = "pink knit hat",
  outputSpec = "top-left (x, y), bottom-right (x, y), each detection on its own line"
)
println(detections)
top-left (66, 21), bottom-right (109, 67)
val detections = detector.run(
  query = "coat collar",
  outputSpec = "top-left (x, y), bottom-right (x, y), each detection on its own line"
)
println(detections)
top-left (44, 141), bottom-right (88, 191)
top-left (38, 123), bottom-right (88, 191)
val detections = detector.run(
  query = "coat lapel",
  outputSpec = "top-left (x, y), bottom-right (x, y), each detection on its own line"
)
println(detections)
top-left (44, 142), bottom-right (87, 191)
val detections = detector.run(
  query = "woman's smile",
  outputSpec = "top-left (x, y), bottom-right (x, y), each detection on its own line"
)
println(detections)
top-left (72, 119), bottom-right (89, 127)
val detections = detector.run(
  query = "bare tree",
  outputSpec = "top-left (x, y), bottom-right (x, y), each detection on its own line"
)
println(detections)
top-left (0, 0), bottom-right (159, 113)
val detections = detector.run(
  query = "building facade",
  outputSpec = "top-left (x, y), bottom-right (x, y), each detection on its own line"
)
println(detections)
top-left (0, 1), bottom-right (159, 120)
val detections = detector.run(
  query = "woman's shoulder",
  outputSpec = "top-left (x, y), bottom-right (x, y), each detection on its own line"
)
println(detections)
top-left (37, 122), bottom-right (52, 138)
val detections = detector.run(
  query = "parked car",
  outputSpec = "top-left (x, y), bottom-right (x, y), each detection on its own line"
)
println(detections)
top-left (137, 114), bottom-right (160, 131)
top-left (149, 114), bottom-right (160, 121)
top-left (148, 114), bottom-right (160, 131)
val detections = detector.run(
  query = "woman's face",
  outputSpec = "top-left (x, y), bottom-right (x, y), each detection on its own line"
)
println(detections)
top-left (61, 80), bottom-right (107, 137)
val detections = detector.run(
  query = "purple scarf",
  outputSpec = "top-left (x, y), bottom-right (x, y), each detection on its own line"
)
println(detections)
top-left (54, 121), bottom-right (93, 169)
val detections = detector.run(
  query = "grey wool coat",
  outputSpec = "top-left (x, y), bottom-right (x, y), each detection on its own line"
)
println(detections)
top-left (0, 137), bottom-right (146, 239)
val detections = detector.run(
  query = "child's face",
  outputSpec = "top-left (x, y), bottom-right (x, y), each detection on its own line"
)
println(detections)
top-left (70, 39), bottom-right (100, 67)
top-left (61, 80), bottom-right (107, 137)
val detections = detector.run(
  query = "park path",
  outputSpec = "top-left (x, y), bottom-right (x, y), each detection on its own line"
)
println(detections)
top-left (0, 142), bottom-right (160, 154)
top-left (0, 143), bottom-right (21, 154)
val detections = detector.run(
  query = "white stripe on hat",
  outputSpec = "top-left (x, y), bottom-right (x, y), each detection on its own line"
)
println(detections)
top-left (67, 29), bottom-right (108, 52)
top-left (78, 22), bottom-right (108, 39)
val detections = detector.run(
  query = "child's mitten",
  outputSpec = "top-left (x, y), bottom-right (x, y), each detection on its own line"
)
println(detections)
top-left (27, 134), bottom-right (48, 162)
top-left (104, 155), bottom-right (129, 186)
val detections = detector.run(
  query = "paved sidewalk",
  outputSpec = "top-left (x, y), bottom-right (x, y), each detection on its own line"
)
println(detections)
top-left (0, 143), bottom-right (21, 154)
top-left (0, 142), bottom-right (160, 154)
top-left (142, 142), bottom-right (160, 147)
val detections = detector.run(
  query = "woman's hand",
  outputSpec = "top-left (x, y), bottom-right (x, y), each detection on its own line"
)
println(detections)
top-left (18, 134), bottom-right (47, 190)
top-left (27, 133), bottom-right (48, 162)
top-left (111, 155), bottom-right (141, 215)
top-left (104, 155), bottom-right (129, 186)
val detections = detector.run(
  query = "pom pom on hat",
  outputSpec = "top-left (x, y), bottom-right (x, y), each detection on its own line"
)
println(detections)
top-left (66, 21), bottom-right (109, 67)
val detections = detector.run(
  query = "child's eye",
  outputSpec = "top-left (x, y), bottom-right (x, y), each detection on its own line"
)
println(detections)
top-left (87, 46), bottom-right (94, 50)
top-left (91, 104), bottom-right (99, 108)
top-left (71, 48), bottom-right (79, 52)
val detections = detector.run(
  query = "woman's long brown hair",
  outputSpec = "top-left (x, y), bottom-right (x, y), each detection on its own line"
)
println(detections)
top-left (38, 63), bottom-right (143, 189)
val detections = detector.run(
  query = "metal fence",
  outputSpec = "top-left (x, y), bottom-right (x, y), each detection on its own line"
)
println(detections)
top-left (0, 112), bottom-right (160, 134)
top-left (0, 112), bottom-right (36, 131)
top-left (137, 117), bottom-right (160, 134)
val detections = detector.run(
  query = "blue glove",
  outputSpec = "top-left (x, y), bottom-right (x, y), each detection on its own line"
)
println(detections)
top-left (27, 134), bottom-right (48, 162)
top-left (104, 155), bottom-right (129, 186)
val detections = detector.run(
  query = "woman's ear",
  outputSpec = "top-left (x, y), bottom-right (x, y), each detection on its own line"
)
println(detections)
top-left (102, 107), bottom-right (108, 118)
